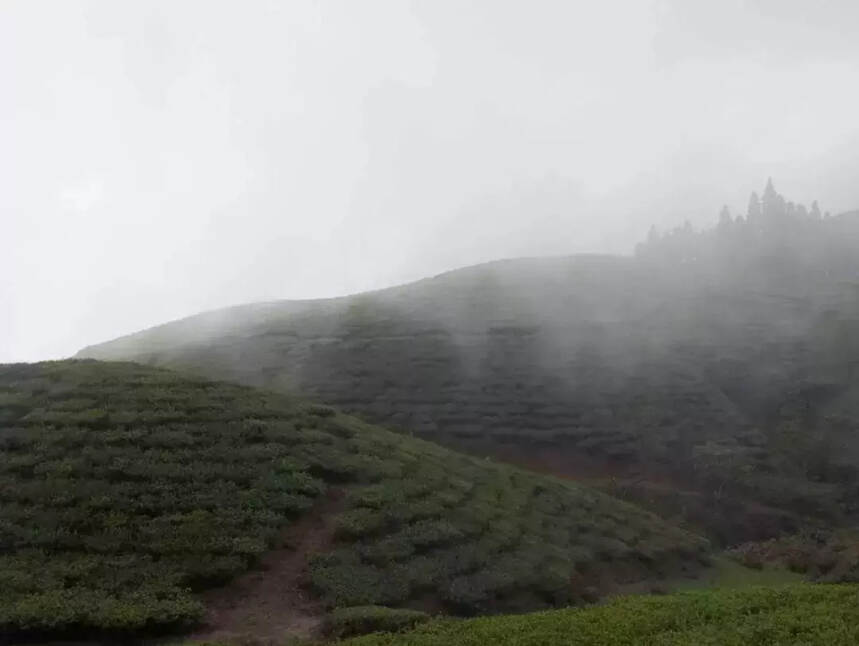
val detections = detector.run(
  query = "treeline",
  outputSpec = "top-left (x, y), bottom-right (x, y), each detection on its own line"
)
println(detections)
top-left (634, 179), bottom-right (851, 280)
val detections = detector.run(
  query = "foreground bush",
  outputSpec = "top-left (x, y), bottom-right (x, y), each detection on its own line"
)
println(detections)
top-left (341, 584), bottom-right (859, 646)
top-left (326, 606), bottom-right (429, 638)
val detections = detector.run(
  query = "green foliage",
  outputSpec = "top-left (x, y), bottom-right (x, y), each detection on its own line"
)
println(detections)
top-left (0, 360), bottom-right (710, 639)
top-left (326, 605), bottom-right (429, 638)
top-left (340, 584), bottom-right (859, 646)
top-left (310, 457), bottom-right (709, 614)
top-left (726, 530), bottom-right (859, 584)
top-left (671, 556), bottom-right (804, 591)
top-left (0, 361), bottom-right (339, 636)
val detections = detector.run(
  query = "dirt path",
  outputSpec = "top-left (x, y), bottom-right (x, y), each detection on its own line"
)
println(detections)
top-left (187, 489), bottom-right (345, 644)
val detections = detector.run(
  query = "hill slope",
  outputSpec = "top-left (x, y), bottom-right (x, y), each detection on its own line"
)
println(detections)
top-left (0, 360), bottom-right (708, 639)
top-left (79, 200), bottom-right (859, 542)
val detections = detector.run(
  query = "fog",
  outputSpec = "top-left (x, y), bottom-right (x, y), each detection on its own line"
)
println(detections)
top-left (4, 0), bottom-right (859, 363)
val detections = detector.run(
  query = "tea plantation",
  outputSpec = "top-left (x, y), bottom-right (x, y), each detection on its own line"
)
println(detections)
top-left (0, 360), bottom-right (708, 639)
top-left (80, 206), bottom-right (859, 544)
top-left (341, 584), bottom-right (859, 646)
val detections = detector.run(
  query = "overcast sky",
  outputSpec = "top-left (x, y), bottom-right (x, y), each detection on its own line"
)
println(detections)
top-left (4, 0), bottom-right (859, 362)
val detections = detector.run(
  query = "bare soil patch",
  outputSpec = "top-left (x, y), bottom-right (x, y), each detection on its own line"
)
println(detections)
top-left (187, 489), bottom-right (345, 644)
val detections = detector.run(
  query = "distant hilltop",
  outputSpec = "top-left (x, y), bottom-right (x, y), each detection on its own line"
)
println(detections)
top-left (79, 182), bottom-right (859, 545)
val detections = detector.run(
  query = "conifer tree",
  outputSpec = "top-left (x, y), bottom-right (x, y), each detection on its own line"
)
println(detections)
top-left (717, 205), bottom-right (732, 232)
top-left (810, 200), bottom-right (822, 220)
top-left (747, 191), bottom-right (762, 223)
top-left (763, 177), bottom-right (778, 201)
top-left (761, 177), bottom-right (786, 223)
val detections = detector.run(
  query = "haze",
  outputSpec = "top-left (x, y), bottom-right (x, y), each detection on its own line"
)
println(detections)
top-left (4, 0), bottom-right (859, 363)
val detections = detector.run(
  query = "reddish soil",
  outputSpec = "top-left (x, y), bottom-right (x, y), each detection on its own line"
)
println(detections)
top-left (187, 489), bottom-right (345, 644)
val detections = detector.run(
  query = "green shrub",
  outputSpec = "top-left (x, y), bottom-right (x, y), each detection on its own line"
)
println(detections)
top-left (0, 360), bottom-right (712, 639)
top-left (307, 403), bottom-right (337, 418)
top-left (312, 563), bottom-right (411, 607)
top-left (340, 584), bottom-right (859, 646)
top-left (335, 508), bottom-right (388, 539)
top-left (326, 605), bottom-right (429, 638)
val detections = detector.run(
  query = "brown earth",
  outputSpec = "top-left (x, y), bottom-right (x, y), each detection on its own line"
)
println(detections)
top-left (187, 489), bottom-right (346, 645)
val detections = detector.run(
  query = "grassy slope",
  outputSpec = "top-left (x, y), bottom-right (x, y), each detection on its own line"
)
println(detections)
top-left (340, 584), bottom-right (859, 646)
top-left (77, 215), bottom-right (859, 543)
top-left (0, 360), bottom-right (708, 638)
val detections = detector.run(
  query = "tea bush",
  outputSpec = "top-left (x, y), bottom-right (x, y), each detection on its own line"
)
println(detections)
top-left (341, 584), bottom-right (859, 646)
top-left (326, 606), bottom-right (429, 638)
top-left (0, 360), bottom-right (709, 639)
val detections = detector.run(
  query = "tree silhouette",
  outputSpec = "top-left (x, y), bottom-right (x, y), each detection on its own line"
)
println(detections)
top-left (717, 205), bottom-right (733, 232)
top-left (810, 200), bottom-right (822, 220)
top-left (747, 191), bottom-right (762, 224)
top-left (761, 177), bottom-right (786, 225)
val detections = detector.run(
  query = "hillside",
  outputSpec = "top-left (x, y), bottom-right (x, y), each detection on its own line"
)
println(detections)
top-left (78, 184), bottom-right (859, 543)
top-left (0, 360), bottom-right (708, 640)
top-left (338, 584), bottom-right (859, 646)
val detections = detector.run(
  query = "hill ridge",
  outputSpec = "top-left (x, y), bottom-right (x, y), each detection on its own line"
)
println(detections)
top-left (77, 192), bottom-right (859, 544)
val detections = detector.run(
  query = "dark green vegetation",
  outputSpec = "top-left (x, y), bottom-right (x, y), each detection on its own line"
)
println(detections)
top-left (727, 529), bottom-right (859, 582)
top-left (0, 360), bottom-right (708, 639)
top-left (325, 606), bottom-right (429, 638)
top-left (79, 182), bottom-right (859, 543)
top-left (340, 584), bottom-right (859, 646)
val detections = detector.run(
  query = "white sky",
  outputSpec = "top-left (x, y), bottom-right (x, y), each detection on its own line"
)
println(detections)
top-left (3, 0), bottom-right (859, 362)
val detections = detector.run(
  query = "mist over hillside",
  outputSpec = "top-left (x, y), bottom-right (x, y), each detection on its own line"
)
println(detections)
top-left (79, 182), bottom-right (859, 543)
top-left (10, 1), bottom-right (859, 643)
